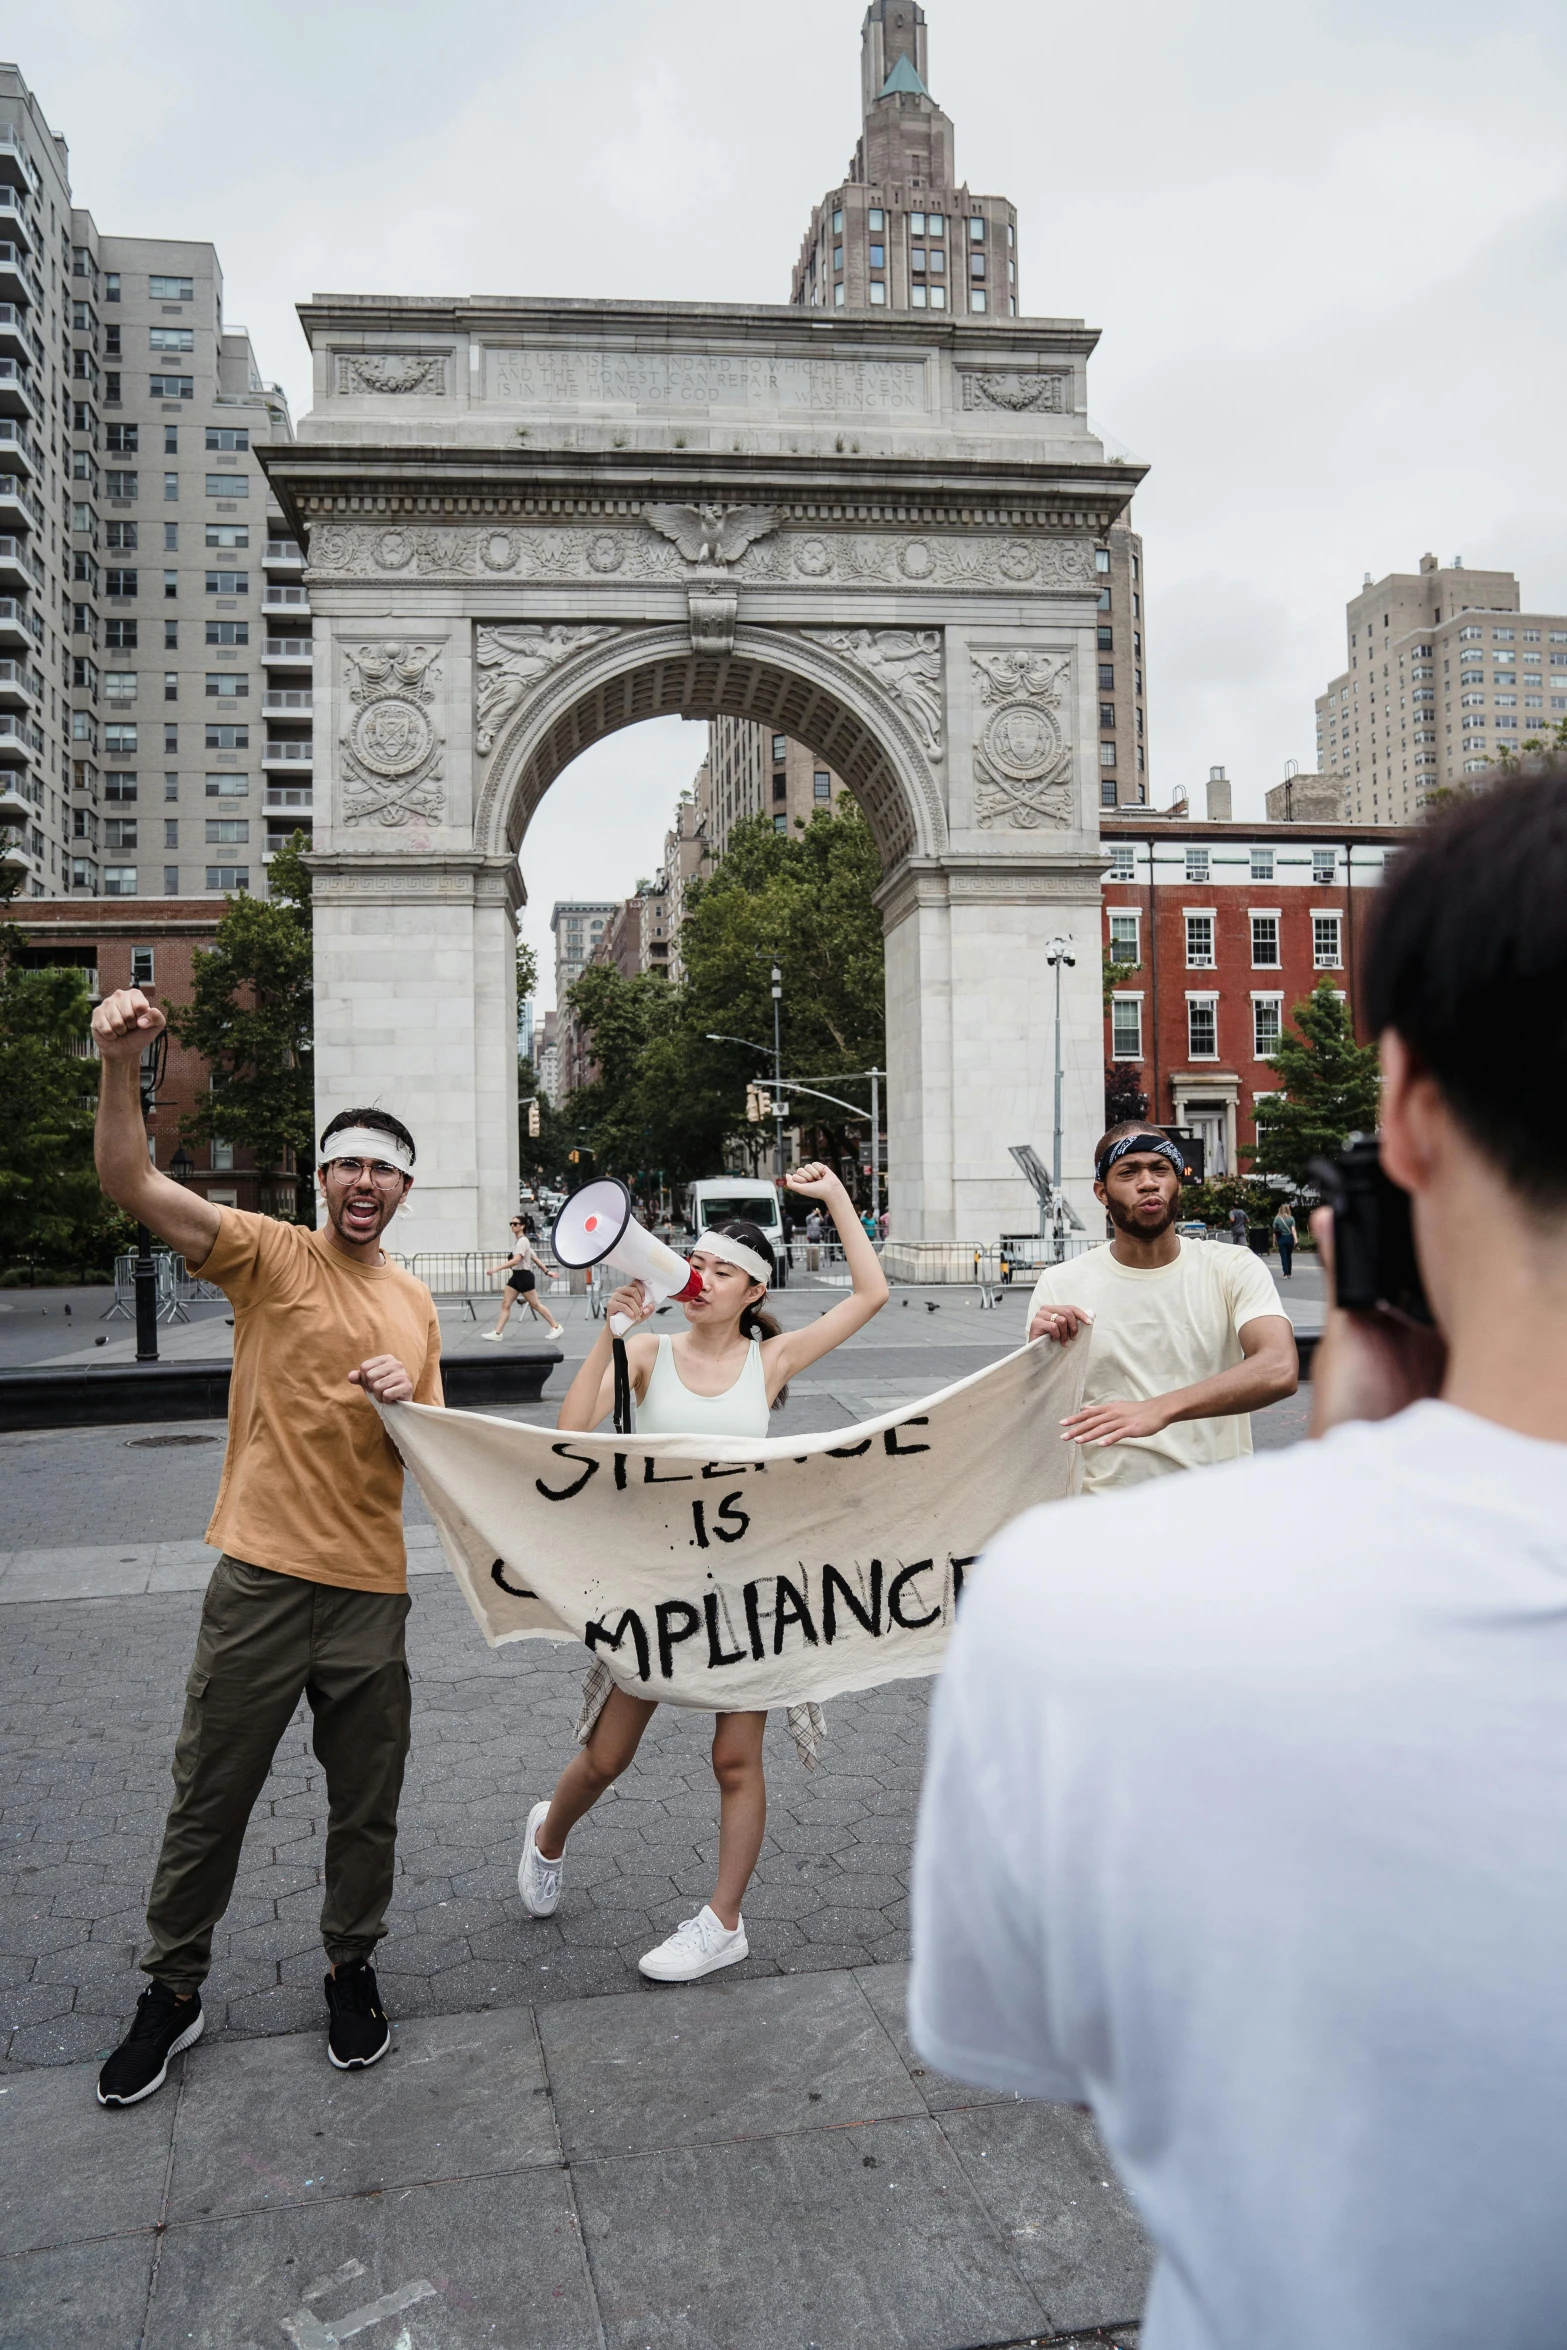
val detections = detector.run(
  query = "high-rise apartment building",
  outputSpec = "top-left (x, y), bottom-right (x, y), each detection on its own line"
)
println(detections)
top-left (715, 5), bottom-right (1148, 812)
top-left (663, 771), bottom-right (711, 984)
top-left (0, 67), bottom-right (295, 908)
top-left (702, 724), bottom-right (849, 859)
top-left (1314, 553), bottom-right (1567, 825)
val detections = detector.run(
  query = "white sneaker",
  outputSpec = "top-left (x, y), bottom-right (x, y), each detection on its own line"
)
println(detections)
top-left (546, 1322), bottom-right (565, 1340)
top-left (518, 1800), bottom-right (563, 1917)
top-left (638, 1905), bottom-right (748, 1982)
top-left (480, 1329), bottom-right (505, 1343)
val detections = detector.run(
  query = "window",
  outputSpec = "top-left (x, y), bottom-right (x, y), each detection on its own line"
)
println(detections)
top-left (130, 947), bottom-right (155, 986)
top-left (911, 285), bottom-right (927, 307)
top-left (164, 523), bottom-right (179, 552)
top-left (772, 815), bottom-right (787, 835)
top-left (165, 426), bottom-right (179, 454)
top-left (105, 817), bottom-right (138, 850)
top-left (772, 772), bottom-right (787, 803)
top-left (1250, 847), bottom-right (1274, 880)
top-left (1185, 848), bottom-right (1210, 882)
top-left (165, 724), bottom-right (180, 753)
top-left (105, 521), bottom-right (138, 552)
top-left (210, 1140), bottom-right (234, 1171)
top-left (204, 473), bottom-right (248, 498)
top-left (1250, 914), bottom-right (1280, 967)
top-left (104, 568), bottom-right (138, 597)
top-left (1107, 844), bottom-right (1135, 880)
top-left (969, 216), bottom-right (985, 240)
top-left (1185, 914), bottom-right (1215, 967)
top-left (205, 672), bottom-right (249, 699)
top-left (1313, 914), bottom-right (1343, 968)
top-left (970, 252), bottom-right (986, 277)
top-left (164, 670), bottom-right (179, 702)
top-left (149, 375), bottom-right (194, 399)
top-left (928, 246), bottom-right (945, 273)
top-left (928, 284), bottom-right (946, 307)
top-left (205, 620), bottom-right (249, 645)
top-left (833, 284), bottom-right (845, 306)
top-left (204, 525), bottom-right (249, 549)
top-left (813, 771), bottom-right (831, 801)
top-left (928, 213), bottom-right (945, 236)
top-left (969, 290), bottom-right (987, 311)
top-left (868, 208), bottom-right (884, 231)
top-left (1312, 849), bottom-right (1336, 883)
top-left (1108, 911), bottom-right (1140, 962)
top-left (165, 620), bottom-right (179, 650)
top-left (104, 670), bottom-right (137, 703)
top-left (869, 243), bottom-right (885, 268)
top-left (1187, 998), bottom-right (1218, 1057)
top-left (149, 327), bottom-right (194, 354)
top-left (910, 245), bottom-right (926, 273)
top-left (105, 272), bottom-right (121, 301)
top-left (1098, 740), bottom-right (1116, 767)
top-left (206, 865), bottom-right (249, 891)
top-left (104, 618), bottom-right (138, 650)
top-left (105, 723), bottom-right (137, 755)
top-left (105, 470), bottom-right (138, 501)
top-left (1099, 702), bottom-right (1115, 730)
top-left (205, 725), bottom-right (248, 750)
top-left (1098, 663), bottom-right (1114, 691)
top-left (771, 734), bottom-right (787, 760)
top-left (205, 774), bottom-right (249, 797)
top-left (164, 472), bottom-right (179, 501)
top-left (205, 428), bottom-right (250, 452)
top-left (205, 818), bottom-right (250, 843)
top-left (1111, 997), bottom-right (1143, 1059)
top-left (103, 866), bottom-right (138, 897)
top-left (909, 211), bottom-right (925, 235)
top-left (165, 774), bottom-right (179, 801)
top-left (832, 207), bottom-right (842, 232)
top-left (164, 570), bottom-right (179, 600)
top-left (164, 818), bottom-right (179, 848)
top-left (150, 275), bottom-right (194, 302)
top-left (1253, 997), bottom-right (1283, 1058)
top-left (205, 572), bottom-right (248, 595)
top-left (869, 282), bottom-right (887, 303)
top-left (106, 771), bottom-right (138, 802)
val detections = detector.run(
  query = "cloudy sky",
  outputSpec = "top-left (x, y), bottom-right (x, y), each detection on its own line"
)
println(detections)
top-left (24, 0), bottom-right (1567, 1001)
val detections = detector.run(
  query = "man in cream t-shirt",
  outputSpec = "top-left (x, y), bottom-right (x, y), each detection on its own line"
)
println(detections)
top-left (1029, 1126), bottom-right (1297, 1491)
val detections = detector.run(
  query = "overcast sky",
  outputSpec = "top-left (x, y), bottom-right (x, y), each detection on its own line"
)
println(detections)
top-left (23, 0), bottom-right (1567, 1002)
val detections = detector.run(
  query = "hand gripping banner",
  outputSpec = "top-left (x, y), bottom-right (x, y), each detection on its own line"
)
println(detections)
top-left (382, 1339), bottom-right (1089, 1715)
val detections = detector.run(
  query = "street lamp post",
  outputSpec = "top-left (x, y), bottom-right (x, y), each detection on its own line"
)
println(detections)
top-left (769, 962), bottom-right (784, 1187)
top-left (1045, 938), bottom-right (1076, 1262)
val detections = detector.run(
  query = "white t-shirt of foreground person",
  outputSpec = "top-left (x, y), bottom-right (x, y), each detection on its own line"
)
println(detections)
top-left (1028, 1128), bottom-right (1296, 1494)
top-left (911, 767), bottom-right (1567, 2349)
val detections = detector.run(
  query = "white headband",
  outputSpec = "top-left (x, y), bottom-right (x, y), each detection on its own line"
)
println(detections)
top-left (696, 1230), bottom-right (772, 1285)
top-left (321, 1125), bottom-right (415, 1175)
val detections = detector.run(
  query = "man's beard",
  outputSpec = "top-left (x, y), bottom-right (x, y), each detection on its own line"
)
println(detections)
top-left (327, 1190), bottom-right (398, 1242)
top-left (1106, 1190), bottom-right (1179, 1240)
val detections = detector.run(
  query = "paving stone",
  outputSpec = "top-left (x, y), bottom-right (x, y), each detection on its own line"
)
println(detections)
top-left (541, 1969), bottom-right (925, 2162)
top-left (939, 2101), bottom-right (1153, 2335)
top-left (0, 2235), bottom-right (154, 2350)
top-left (0, 2049), bottom-right (177, 2254)
top-left (166, 2006), bottom-right (557, 2224)
top-left (572, 2111), bottom-right (1045, 2350)
top-left (144, 2168), bottom-right (596, 2350)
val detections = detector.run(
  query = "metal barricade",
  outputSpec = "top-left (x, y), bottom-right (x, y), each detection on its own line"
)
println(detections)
top-left (104, 1252), bottom-right (136, 1321)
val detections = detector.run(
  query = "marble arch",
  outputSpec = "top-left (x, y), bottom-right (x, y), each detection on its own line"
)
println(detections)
top-left (265, 295), bottom-right (1144, 1258)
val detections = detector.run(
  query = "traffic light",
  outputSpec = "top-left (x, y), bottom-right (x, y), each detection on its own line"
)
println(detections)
top-left (745, 1083), bottom-right (772, 1124)
top-left (526, 1100), bottom-right (541, 1139)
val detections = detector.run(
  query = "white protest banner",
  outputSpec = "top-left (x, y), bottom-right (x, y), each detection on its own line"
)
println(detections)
top-left (382, 1339), bottom-right (1088, 1715)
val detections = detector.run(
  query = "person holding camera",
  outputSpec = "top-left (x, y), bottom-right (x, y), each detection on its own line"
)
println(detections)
top-left (1026, 1127), bottom-right (1298, 1491)
top-left (912, 768), bottom-right (1567, 2346)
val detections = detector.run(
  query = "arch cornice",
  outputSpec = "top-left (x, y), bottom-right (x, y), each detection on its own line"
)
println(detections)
top-left (473, 621), bottom-right (948, 871)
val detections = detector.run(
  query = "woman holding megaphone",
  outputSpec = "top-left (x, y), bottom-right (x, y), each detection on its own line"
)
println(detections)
top-left (519, 1162), bottom-right (889, 1982)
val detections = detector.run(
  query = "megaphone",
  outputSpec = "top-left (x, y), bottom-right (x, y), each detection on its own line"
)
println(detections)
top-left (551, 1178), bottom-right (703, 1337)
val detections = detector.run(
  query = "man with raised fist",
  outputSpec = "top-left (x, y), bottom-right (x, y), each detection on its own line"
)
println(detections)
top-left (87, 987), bottom-right (441, 2107)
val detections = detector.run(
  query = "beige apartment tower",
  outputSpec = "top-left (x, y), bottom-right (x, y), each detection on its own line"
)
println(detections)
top-left (0, 65), bottom-right (298, 906)
top-left (1315, 553), bottom-right (1567, 825)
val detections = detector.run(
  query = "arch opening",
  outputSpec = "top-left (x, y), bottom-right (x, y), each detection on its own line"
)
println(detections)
top-left (478, 627), bottom-right (940, 877)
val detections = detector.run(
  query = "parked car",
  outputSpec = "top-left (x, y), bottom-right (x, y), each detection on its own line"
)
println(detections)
top-left (683, 1177), bottom-right (789, 1287)
top-left (1176, 1220), bottom-right (1209, 1239)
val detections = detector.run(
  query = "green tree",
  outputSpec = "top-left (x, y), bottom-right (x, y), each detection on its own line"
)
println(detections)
top-left (166, 833), bottom-right (315, 1220)
top-left (0, 922), bottom-right (128, 1274)
top-left (1246, 977), bottom-right (1381, 1186)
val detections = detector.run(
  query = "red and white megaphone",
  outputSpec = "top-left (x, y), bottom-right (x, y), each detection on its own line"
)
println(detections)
top-left (551, 1178), bottom-right (703, 1337)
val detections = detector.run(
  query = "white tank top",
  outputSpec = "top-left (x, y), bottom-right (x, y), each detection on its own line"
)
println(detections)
top-left (636, 1335), bottom-right (770, 1438)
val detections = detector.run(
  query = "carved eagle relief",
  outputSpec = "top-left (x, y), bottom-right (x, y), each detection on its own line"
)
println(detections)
top-left (644, 503), bottom-right (778, 566)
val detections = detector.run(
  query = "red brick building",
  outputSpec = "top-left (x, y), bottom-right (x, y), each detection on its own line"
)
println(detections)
top-left (6, 898), bottom-right (292, 1214)
top-left (1100, 800), bottom-right (1416, 1177)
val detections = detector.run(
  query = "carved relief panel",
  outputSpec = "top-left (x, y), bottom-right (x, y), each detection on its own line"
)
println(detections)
top-left (339, 640), bottom-right (447, 828)
top-left (970, 650), bottom-right (1075, 830)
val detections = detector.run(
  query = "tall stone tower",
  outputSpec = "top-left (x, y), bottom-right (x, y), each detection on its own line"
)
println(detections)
top-left (778, 5), bottom-right (1151, 807)
top-left (789, 2), bottom-right (1017, 317)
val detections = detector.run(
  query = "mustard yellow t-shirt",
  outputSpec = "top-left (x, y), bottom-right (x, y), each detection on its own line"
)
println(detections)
top-left (193, 1208), bottom-right (443, 1592)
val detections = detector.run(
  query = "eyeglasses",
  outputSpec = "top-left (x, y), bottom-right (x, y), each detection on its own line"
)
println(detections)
top-left (326, 1158), bottom-right (406, 1186)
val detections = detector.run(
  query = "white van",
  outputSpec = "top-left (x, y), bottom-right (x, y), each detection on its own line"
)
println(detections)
top-left (684, 1177), bottom-right (789, 1287)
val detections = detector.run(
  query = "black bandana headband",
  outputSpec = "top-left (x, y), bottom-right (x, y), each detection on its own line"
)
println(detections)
top-left (1096, 1131), bottom-right (1188, 1185)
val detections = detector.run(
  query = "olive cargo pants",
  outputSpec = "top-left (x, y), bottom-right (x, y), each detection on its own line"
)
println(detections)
top-left (140, 1555), bottom-right (413, 1992)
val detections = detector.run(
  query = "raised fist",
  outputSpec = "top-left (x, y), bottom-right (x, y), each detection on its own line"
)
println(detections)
top-left (92, 988), bottom-right (166, 1065)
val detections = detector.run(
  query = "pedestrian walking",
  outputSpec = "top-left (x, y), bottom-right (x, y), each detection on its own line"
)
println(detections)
top-left (88, 987), bottom-right (439, 2108)
top-left (1027, 1127), bottom-right (1297, 1493)
top-left (1228, 1201), bottom-right (1250, 1247)
top-left (516, 1163), bottom-right (888, 1981)
top-left (483, 1215), bottom-right (565, 1341)
top-left (805, 1203), bottom-right (824, 1272)
top-left (912, 766), bottom-right (1567, 2349)
top-left (1272, 1203), bottom-right (1297, 1277)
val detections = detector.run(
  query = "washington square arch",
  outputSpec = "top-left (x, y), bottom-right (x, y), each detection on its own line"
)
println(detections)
top-left (262, 294), bottom-right (1145, 1258)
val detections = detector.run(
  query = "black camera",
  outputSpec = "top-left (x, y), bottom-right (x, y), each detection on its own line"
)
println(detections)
top-left (1309, 1136), bottom-right (1432, 1325)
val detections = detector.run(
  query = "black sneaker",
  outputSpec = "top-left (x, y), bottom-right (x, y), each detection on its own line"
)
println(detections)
top-left (324, 1959), bottom-right (391, 2070)
top-left (96, 1983), bottom-right (204, 2107)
